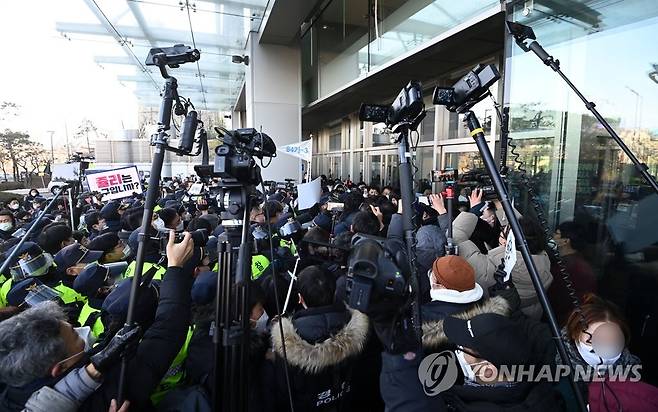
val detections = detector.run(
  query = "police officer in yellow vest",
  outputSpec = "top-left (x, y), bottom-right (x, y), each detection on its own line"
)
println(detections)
top-left (72, 261), bottom-right (129, 338)
top-left (0, 242), bottom-right (87, 316)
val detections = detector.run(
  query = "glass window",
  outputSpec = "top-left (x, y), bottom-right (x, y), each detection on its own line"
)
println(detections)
top-left (372, 123), bottom-right (392, 146)
top-left (369, 154), bottom-right (383, 187)
top-left (301, 26), bottom-right (318, 105)
top-left (368, 0), bottom-right (498, 72)
top-left (358, 121), bottom-right (365, 148)
top-left (317, 0), bottom-right (370, 97)
top-left (353, 151), bottom-right (364, 182)
top-left (420, 108), bottom-right (435, 142)
top-left (444, 151), bottom-right (483, 174)
top-left (506, 1), bottom-right (658, 370)
top-left (329, 124), bottom-right (342, 151)
top-left (415, 146), bottom-right (434, 192)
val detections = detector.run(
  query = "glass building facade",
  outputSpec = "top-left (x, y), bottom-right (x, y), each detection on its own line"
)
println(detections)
top-left (505, 0), bottom-right (658, 383)
top-left (306, 0), bottom-right (658, 385)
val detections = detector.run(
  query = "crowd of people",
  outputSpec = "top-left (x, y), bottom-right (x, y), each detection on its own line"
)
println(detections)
top-left (0, 176), bottom-right (656, 412)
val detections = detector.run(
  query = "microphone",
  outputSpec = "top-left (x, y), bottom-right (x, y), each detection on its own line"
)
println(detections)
top-left (179, 110), bottom-right (198, 154)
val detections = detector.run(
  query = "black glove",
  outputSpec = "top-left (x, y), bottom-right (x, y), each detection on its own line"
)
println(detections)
top-left (90, 326), bottom-right (142, 373)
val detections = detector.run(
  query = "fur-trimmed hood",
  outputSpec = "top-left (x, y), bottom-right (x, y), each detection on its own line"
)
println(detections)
top-left (271, 309), bottom-right (369, 374)
top-left (422, 295), bottom-right (510, 350)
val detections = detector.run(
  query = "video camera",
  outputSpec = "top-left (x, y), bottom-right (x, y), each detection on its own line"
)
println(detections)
top-left (359, 81), bottom-right (425, 131)
top-left (194, 127), bottom-right (276, 186)
top-left (458, 170), bottom-right (498, 201)
top-left (345, 236), bottom-right (407, 314)
top-left (433, 64), bottom-right (500, 113)
top-left (158, 228), bottom-right (209, 256)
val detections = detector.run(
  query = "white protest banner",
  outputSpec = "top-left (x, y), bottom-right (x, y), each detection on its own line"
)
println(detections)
top-left (502, 229), bottom-right (517, 282)
top-left (278, 140), bottom-right (312, 162)
top-left (86, 166), bottom-right (143, 201)
top-left (297, 177), bottom-right (322, 210)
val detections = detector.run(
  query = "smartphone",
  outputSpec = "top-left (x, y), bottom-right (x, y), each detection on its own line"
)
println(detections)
top-left (417, 195), bottom-right (431, 206)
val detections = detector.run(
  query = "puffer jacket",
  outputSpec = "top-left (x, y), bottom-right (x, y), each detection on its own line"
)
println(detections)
top-left (453, 212), bottom-right (553, 320)
top-left (421, 295), bottom-right (510, 353)
top-left (263, 304), bottom-right (369, 412)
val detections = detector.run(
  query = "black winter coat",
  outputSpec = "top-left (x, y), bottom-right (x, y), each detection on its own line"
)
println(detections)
top-left (262, 303), bottom-right (369, 412)
top-left (78, 266), bottom-right (193, 411)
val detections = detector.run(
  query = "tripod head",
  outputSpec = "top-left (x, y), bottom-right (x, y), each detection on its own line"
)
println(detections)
top-left (145, 44), bottom-right (200, 78)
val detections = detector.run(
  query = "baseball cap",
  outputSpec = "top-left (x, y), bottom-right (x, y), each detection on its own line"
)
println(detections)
top-left (443, 313), bottom-right (531, 368)
top-left (74, 261), bottom-right (128, 297)
top-left (191, 270), bottom-right (217, 305)
top-left (54, 243), bottom-right (104, 273)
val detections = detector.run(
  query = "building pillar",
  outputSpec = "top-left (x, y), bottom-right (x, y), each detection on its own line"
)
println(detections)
top-left (245, 34), bottom-right (302, 182)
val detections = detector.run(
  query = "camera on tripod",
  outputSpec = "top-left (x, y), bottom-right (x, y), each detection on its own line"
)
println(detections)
top-left (345, 236), bottom-right (407, 314)
top-left (433, 64), bottom-right (499, 113)
top-left (194, 127), bottom-right (276, 186)
top-left (158, 229), bottom-right (209, 255)
top-left (359, 81), bottom-right (425, 130)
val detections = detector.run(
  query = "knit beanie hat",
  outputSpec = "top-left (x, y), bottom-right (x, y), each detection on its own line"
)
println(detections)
top-left (431, 255), bottom-right (475, 292)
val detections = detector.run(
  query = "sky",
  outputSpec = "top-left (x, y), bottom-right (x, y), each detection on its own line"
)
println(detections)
top-left (0, 1), bottom-right (140, 149)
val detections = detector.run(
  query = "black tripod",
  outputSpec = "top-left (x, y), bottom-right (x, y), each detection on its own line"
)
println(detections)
top-left (464, 110), bottom-right (588, 412)
top-left (212, 183), bottom-right (253, 412)
top-left (507, 21), bottom-right (658, 194)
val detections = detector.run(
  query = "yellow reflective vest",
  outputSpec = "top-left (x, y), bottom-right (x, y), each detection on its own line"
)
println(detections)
top-left (0, 278), bottom-right (86, 308)
top-left (123, 261), bottom-right (166, 281)
top-left (150, 327), bottom-right (195, 405)
top-left (77, 302), bottom-right (105, 338)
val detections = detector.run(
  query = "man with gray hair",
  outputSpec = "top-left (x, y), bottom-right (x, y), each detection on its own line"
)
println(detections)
top-left (0, 231), bottom-right (197, 412)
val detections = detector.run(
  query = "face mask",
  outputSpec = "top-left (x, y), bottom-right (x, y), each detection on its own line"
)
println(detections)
top-left (121, 244), bottom-right (132, 259)
top-left (74, 326), bottom-right (96, 352)
top-left (576, 341), bottom-right (621, 368)
top-left (153, 218), bottom-right (166, 231)
top-left (455, 348), bottom-right (489, 382)
top-left (252, 311), bottom-right (269, 334)
top-left (175, 221), bottom-right (184, 231)
top-left (0, 222), bottom-right (13, 231)
top-left (9, 203), bottom-right (19, 210)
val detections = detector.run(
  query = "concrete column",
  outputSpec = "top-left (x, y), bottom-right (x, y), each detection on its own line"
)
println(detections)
top-left (245, 34), bottom-right (302, 182)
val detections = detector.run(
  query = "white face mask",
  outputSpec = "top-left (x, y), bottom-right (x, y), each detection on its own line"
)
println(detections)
top-left (455, 348), bottom-right (489, 383)
top-left (252, 311), bottom-right (269, 334)
top-left (175, 221), bottom-right (184, 231)
top-left (9, 203), bottom-right (19, 210)
top-left (576, 341), bottom-right (621, 368)
top-left (74, 326), bottom-right (96, 352)
top-left (0, 222), bottom-right (13, 231)
top-left (121, 244), bottom-right (132, 259)
top-left (153, 218), bottom-right (166, 231)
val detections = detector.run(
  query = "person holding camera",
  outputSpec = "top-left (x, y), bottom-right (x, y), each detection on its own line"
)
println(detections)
top-left (453, 197), bottom-right (552, 320)
top-left (0, 230), bottom-right (196, 411)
